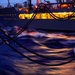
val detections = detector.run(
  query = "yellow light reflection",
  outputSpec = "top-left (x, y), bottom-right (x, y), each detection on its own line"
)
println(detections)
top-left (19, 14), bottom-right (25, 19)
top-left (19, 12), bottom-right (75, 19)
top-left (41, 13), bottom-right (47, 19)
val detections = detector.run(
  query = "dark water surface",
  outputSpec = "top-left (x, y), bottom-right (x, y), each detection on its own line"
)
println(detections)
top-left (0, 31), bottom-right (75, 75)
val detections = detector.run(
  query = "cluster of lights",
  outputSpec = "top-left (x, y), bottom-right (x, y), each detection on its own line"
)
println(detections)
top-left (19, 12), bottom-right (74, 19)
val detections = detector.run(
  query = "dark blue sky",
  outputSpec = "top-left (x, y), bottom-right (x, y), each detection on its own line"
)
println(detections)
top-left (0, 0), bottom-right (56, 6)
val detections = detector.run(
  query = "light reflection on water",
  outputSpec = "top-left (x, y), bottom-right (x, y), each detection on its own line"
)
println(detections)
top-left (0, 31), bottom-right (75, 75)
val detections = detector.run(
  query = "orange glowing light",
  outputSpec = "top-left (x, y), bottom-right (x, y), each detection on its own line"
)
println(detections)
top-left (61, 4), bottom-right (68, 8)
top-left (25, 8), bottom-right (29, 12)
top-left (19, 8), bottom-right (23, 11)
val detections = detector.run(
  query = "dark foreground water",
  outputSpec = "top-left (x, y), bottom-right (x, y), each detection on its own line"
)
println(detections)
top-left (0, 31), bottom-right (75, 75)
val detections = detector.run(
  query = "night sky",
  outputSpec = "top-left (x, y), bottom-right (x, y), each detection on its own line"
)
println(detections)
top-left (0, 0), bottom-right (56, 6)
